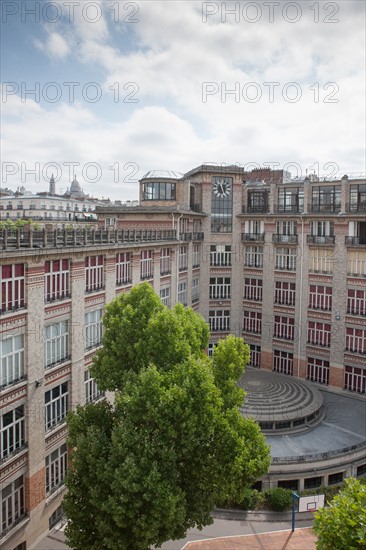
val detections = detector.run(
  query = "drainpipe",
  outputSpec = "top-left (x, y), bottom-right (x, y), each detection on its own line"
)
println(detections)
top-left (297, 216), bottom-right (304, 378)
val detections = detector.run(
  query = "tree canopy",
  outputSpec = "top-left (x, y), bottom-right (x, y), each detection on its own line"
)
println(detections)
top-left (63, 283), bottom-right (270, 550)
top-left (313, 477), bottom-right (366, 549)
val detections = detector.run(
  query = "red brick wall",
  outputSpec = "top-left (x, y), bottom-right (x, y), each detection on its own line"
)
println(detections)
top-left (26, 468), bottom-right (45, 511)
top-left (329, 366), bottom-right (344, 389)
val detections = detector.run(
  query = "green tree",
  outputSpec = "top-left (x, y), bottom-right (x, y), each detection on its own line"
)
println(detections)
top-left (63, 283), bottom-right (270, 550)
top-left (313, 477), bottom-right (366, 549)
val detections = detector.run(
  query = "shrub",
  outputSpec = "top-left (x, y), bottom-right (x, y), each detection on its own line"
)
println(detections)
top-left (264, 487), bottom-right (293, 511)
top-left (241, 488), bottom-right (257, 510)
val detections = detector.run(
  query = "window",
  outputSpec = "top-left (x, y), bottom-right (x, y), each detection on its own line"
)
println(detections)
top-left (275, 248), bottom-right (296, 271)
top-left (349, 184), bottom-right (366, 213)
top-left (278, 480), bottom-right (299, 490)
top-left (160, 287), bottom-right (170, 307)
top-left (211, 176), bottom-right (233, 232)
top-left (45, 260), bottom-right (70, 302)
top-left (273, 350), bottom-right (293, 375)
top-left (275, 281), bottom-right (295, 306)
top-left (140, 250), bottom-right (153, 280)
top-left (0, 334), bottom-right (25, 388)
top-left (308, 321), bottom-right (331, 347)
top-left (209, 310), bottom-right (230, 332)
top-left (277, 188), bottom-right (303, 213)
top-left (274, 316), bottom-right (295, 340)
top-left (192, 244), bottom-right (201, 268)
top-left (357, 464), bottom-right (366, 477)
top-left (348, 251), bottom-right (366, 276)
top-left (207, 343), bottom-right (218, 358)
top-left (328, 472), bottom-right (344, 485)
top-left (49, 505), bottom-right (64, 530)
top-left (45, 382), bottom-right (69, 431)
top-left (345, 366), bottom-right (366, 393)
top-left (249, 344), bottom-right (261, 367)
top-left (84, 371), bottom-right (104, 403)
top-left (247, 190), bottom-right (268, 213)
top-left (44, 321), bottom-right (69, 368)
top-left (243, 311), bottom-right (262, 333)
top-left (210, 245), bottom-right (231, 266)
top-left (209, 277), bottom-right (231, 300)
top-left (46, 443), bottom-right (67, 495)
top-left (143, 182), bottom-right (176, 201)
top-left (178, 281), bottom-right (187, 306)
top-left (306, 357), bottom-right (329, 385)
top-left (116, 253), bottom-right (132, 285)
top-left (1, 264), bottom-right (25, 313)
top-left (244, 278), bottom-right (262, 301)
top-left (346, 327), bottom-right (366, 354)
top-left (244, 246), bottom-right (263, 268)
top-left (160, 248), bottom-right (171, 275)
top-left (310, 221), bottom-right (334, 239)
top-left (347, 289), bottom-right (366, 316)
top-left (309, 285), bottom-right (332, 310)
top-left (0, 475), bottom-right (25, 536)
top-left (304, 476), bottom-right (322, 489)
top-left (275, 220), bottom-right (297, 240)
top-left (85, 310), bottom-right (103, 350)
top-left (0, 405), bottom-right (25, 460)
top-left (178, 245), bottom-right (188, 271)
top-left (85, 256), bottom-right (104, 292)
top-left (312, 186), bottom-right (341, 213)
top-left (309, 248), bottom-right (333, 274)
top-left (192, 278), bottom-right (199, 303)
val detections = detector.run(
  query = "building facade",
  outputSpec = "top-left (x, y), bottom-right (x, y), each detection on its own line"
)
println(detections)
top-left (0, 166), bottom-right (365, 548)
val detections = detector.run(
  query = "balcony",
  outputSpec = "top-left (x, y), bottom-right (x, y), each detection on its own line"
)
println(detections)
top-left (345, 236), bottom-right (366, 246)
top-left (272, 234), bottom-right (298, 244)
top-left (242, 205), bottom-right (269, 214)
top-left (311, 205), bottom-right (341, 214)
top-left (192, 232), bottom-right (204, 241)
top-left (274, 205), bottom-right (302, 214)
top-left (179, 232), bottom-right (192, 241)
top-left (307, 235), bottom-right (335, 245)
top-left (0, 228), bottom-right (178, 251)
top-left (242, 233), bottom-right (265, 242)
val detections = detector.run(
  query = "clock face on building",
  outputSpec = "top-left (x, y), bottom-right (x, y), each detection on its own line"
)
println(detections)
top-left (213, 178), bottom-right (232, 198)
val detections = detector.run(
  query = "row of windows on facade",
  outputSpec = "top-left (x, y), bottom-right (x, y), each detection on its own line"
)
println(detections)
top-left (2, 247), bottom-right (366, 315)
top-left (208, 310), bottom-right (365, 351)
top-left (245, 184), bottom-right (366, 213)
top-left (1, 375), bottom-right (103, 467)
top-left (0, 277), bottom-right (197, 389)
top-left (1, 309), bottom-right (364, 390)
top-left (141, 181), bottom-right (366, 212)
top-left (0, 441), bottom-right (69, 538)
top-left (0, 247), bottom-right (201, 312)
top-left (207, 342), bottom-right (365, 394)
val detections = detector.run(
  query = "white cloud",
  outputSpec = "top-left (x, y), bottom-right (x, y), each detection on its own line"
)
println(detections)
top-left (2, 0), bottom-right (365, 197)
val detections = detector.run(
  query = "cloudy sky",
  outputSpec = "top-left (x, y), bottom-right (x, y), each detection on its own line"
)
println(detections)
top-left (1, 0), bottom-right (365, 200)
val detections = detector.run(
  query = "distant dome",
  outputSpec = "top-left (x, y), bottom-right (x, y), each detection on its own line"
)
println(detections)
top-left (142, 170), bottom-right (184, 180)
top-left (70, 176), bottom-right (84, 197)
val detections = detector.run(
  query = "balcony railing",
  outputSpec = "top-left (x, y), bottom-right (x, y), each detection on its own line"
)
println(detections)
top-left (307, 235), bottom-right (335, 245)
top-left (192, 232), bottom-right (204, 241)
top-left (345, 236), bottom-right (366, 246)
top-left (0, 228), bottom-right (178, 250)
top-left (190, 203), bottom-right (202, 213)
top-left (242, 233), bottom-right (265, 242)
top-left (274, 205), bottom-right (303, 214)
top-left (311, 205), bottom-right (341, 213)
top-left (272, 234), bottom-right (298, 244)
top-left (242, 205), bottom-right (270, 214)
top-left (179, 232), bottom-right (192, 241)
